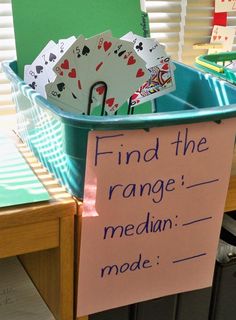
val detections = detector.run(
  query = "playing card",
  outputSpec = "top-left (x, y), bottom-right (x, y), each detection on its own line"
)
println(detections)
top-left (215, 0), bottom-right (236, 13)
top-left (52, 33), bottom-right (113, 114)
top-left (53, 35), bottom-right (86, 105)
top-left (121, 33), bottom-right (176, 108)
top-left (209, 26), bottom-right (236, 54)
top-left (24, 40), bottom-right (56, 97)
top-left (130, 58), bottom-right (176, 107)
top-left (121, 32), bottom-right (166, 68)
top-left (94, 39), bottom-right (150, 114)
top-left (41, 36), bottom-right (77, 83)
top-left (71, 31), bottom-right (115, 112)
top-left (45, 76), bottom-right (85, 114)
top-left (73, 31), bottom-right (112, 71)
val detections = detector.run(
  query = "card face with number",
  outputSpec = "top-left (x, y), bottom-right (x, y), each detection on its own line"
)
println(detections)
top-left (42, 36), bottom-right (77, 83)
top-left (209, 26), bottom-right (236, 54)
top-left (121, 32), bottom-right (166, 68)
top-left (94, 39), bottom-right (149, 114)
top-left (25, 31), bottom-right (175, 115)
top-left (24, 40), bottom-right (56, 97)
top-left (131, 59), bottom-right (176, 107)
top-left (45, 76), bottom-right (84, 114)
top-left (53, 35), bottom-right (86, 103)
top-left (121, 33), bottom-right (175, 108)
top-left (78, 31), bottom-right (115, 75)
top-left (72, 31), bottom-right (115, 111)
top-left (215, 0), bottom-right (236, 13)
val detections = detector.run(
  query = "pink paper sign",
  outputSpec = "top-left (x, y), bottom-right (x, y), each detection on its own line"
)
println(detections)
top-left (77, 119), bottom-right (236, 317)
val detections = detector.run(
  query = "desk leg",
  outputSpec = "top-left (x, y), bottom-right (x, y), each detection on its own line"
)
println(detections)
top-left (60, 215), bottom-right (74, 320)
top-left (19, 216), bottom-right (74, 320)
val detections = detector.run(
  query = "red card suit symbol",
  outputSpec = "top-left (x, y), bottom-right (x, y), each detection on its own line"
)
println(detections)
top-left (132, 93), bottom-right (139, 100)
top-left (61, 59), bottom-right (69, 69)
top-left (96, 86), bottom-right (105, 95)
top-left (96, 62), bottom-right (103, 71)
top-left (218, 35), bottom-right (222, 40)
top-left (128, 56), bottom-right (136, 65)
top-left (78, 80), bottom-right (82, 90)
top-left (136, 69), bottom-right (145, 78)
top-left (162, 63), bottom-right (169, 71)
top-left (225, 36), bottom-right (228, 40)
top-left (106, 98), bottom-right (115, 107)
top-left (68, 68), bottom-right (76, 78)
top-left (59, 70), bottom-right (63, 76)
top-left (98, 38), bottom-right (103, 49)
top-left (213, 35), bottom-right (217, 41)
top-left (103, 41), bottom-right (112, 52)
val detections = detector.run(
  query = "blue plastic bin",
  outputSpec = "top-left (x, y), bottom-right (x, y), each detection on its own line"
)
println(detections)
top-left (3, 60), bottom-right (236, 198)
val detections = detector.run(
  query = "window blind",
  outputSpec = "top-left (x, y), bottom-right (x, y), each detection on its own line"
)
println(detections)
top-left (182, 0), bottom-right (214, 65)
top-left (0, 0), bottom-right (16, 115)
top-left (146, 0), bottom-right (182, 61)
top-left (228, 11), bottom-right (236, 51)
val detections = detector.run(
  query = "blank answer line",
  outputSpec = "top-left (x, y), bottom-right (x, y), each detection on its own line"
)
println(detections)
top-left (186, 179), bottom-right (219, 189)
top-left (173, 253), bottom-right (207, 264)
top-left (182, 216), bottom-right (212, 226)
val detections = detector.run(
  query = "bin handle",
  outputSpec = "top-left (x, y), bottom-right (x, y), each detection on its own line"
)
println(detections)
top-left (88, 82), bottom-right (136, 116)
top-left (88, 81), bottom-right (108, 116)
top-left (195, 56), bottom-right (224, 73)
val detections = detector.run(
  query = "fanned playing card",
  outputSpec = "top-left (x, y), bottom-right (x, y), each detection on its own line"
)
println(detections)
top-left (42, 36), bottom-right (76, 83)
top-left (121, 32), bottom-right (176, 107)
top-left (94, 38), bottom-right (150, 114)
top-left (24, 31), bottom-right (176, 115)
top-left (53, 35), bottom-right (86, 99)
top-left (72, 31), bottom-right (118, 112)
top-left (45, 76), bottom-right (84, 114)
top-left (53, 31), bottom-right (116, 113)
top-left (52, 33), bottom-right (150, 114)
top-left (24, 40), bottom-right (56, 97)
top-left (24, 37), bottom-right (76, 97)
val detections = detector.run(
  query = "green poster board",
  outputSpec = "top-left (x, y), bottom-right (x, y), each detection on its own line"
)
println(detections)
top-left (11, 0), bottom-right (148, 78)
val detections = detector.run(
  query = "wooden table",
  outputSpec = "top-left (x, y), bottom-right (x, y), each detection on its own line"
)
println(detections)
top-left (0, 133), bottom-right (76, 320)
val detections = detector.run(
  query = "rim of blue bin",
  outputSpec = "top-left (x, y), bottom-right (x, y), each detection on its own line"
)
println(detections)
top-left (3, 60), bottom-right (236, 130)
